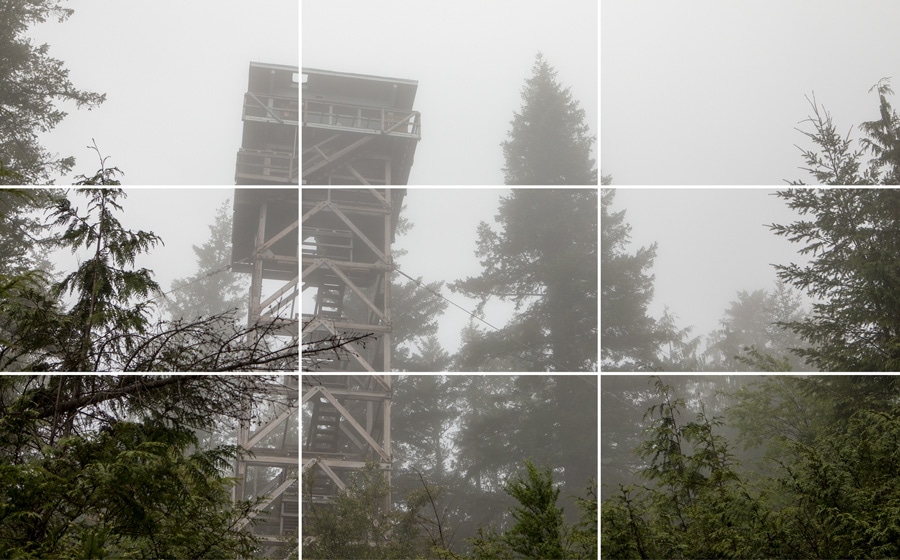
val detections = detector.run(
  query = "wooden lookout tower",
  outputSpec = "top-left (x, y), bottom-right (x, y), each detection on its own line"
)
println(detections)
top-left (301, 188), bottom-right (405, 372)
top-left (302, 68), bottom-right (420, 185)
top-left (302, 375), bottom-right (392, 517)
top-left (231, 188), bottom-right (300, 345)
top-left (236, 62), bottom-right (300, 185)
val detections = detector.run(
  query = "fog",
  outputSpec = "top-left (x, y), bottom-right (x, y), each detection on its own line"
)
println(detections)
top-left (608, 188), bottom-right (810, 340)
top-left (303, 0), bottom-right (598, 184)
top-left (601, 375), bottom-right (760, 500)
top-left (26, 0), bottom-right (298, 185)
top-left (601, 375), bottom-right (900, 557)
top-left (301, 189), bottom-right (510, 357)
top-left (602, 0), bottom-right (900, 184)
top-left (392, 189), bottom-right (515, 355)
top-left (303, 375), bottom-right (598, 556)
top-left (40, 188), bottom-right (297, 331)
top-left (47, 188), bottom-right (234, 317)
top-left (302, 188), bottom-right (597, 372)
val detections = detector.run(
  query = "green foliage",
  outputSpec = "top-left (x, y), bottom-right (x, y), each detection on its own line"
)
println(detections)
top-left (0, 191), bottom-right (296, 371)
top-left (601, 377), bottom-right (774, 559)
top-left (47, 188), bottom-right (163, 370)
top-left (0, 400), bottom-right (261, 558)
top-left (467, 460), bottom-right (596, 560)
top-left (570, 478), bottom-right (598, 559)
top-left (501, 461), bottom-right (566, 559)
top-left (791, 78), bottom-right (900, 185)
top-left (0, 1), bottom-right (105, 184)
top-left (309, 376), bottom-right (597, 559)
top-left (769, 408), bottom-right (900, 558)
top-left (769, 188), bottom-right (900, 370)
top-left (302, 462), bottom-right (427, 560)
top-left (601, 189), bottom-right (662, 370)
top-left (451, 190), bottom-right (597, 371)
top-left (501, 52), bottom-right (597, 185)
top-left (602, 375), bottom-right (900, 559)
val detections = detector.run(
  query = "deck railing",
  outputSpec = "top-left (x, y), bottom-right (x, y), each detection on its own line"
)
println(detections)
top-left (302, 99), bottom-right (420, 138)
top-left (236, 149), bottom-right (298, 183)
top-left (244, 93), bottom-right (299, 125)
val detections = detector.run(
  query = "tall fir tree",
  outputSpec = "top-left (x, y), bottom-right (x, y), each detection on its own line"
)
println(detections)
top-left (501, 52), bottom-right (597, 185)
top-left (770, 188), bottom-right (900, 370)
top-left (601, 188), bottom-right (661, 370)
top-left (791, 78), bottom-right (900, 185)
top-left (451, 189), bottom-right (597, 371)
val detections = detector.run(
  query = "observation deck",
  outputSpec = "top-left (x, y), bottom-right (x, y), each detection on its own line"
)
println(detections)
top-left (302, 68), bottom-right (420, 185)
top-left (236, 62), bottom-right (300, 185)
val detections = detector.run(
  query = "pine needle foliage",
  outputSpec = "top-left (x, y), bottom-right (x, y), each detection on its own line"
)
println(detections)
top-left (769, 188), bottom-right (900, 370)
top-left (501, 53), bottom-right (597, 185)
top-left (47, 188), bottom-right (163, 371)
top-left (0, 1), bottom-right (106, 184)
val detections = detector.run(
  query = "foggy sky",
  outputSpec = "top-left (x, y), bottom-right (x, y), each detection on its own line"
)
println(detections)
top-left (392, 189), bottom-right (517, 356)
top-left (602, 0), bottom-right (900, 184)
top-left (27, 0), bottom-right (298, 185)
top-left (302, 0), bottom-right (598, 185)
top-left (607, 188), bottom-right (811, 343)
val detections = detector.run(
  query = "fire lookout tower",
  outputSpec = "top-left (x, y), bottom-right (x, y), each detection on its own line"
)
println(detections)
top-left (302, 188), bottom-right (405, 372)
top-left (236, 62), bottom-right (300, 185)
top-left (302, 68), bottom-right (420, 185)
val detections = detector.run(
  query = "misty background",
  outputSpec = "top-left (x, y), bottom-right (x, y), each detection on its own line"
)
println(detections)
top-left (602, 0), bottom-right (900, 184)
top-left (303, 375), bottom-right (598, 556)
top-left (301, 189), bottom-right (520, 357)
top-left (601, 375), bottom-right (759, 501)
top-left (601, 375), bottom-right (900, 558)
top-left (302, 188), bottom-right (597, 371)
top-left (609, 188), bottom-right (811, 340)
top-left (27, 0), bottom-right (298, 185)
top-left (302, 0), bottom-right (597, 185)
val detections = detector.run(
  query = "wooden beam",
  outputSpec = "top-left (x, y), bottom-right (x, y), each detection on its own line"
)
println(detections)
top-left (320, 388), bottom-right (389, 461)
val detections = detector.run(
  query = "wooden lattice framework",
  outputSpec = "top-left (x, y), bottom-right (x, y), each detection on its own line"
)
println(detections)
top-left (232, 375), bottom-right (299, 558)
top-left (301, 375), bottom-right (392, 510)
top-left (301, 188), bottom-right (405, 372)
top-left (232, 188), bottom-right (299, 344)
top-left (302, 68), bottom-right (420, 185)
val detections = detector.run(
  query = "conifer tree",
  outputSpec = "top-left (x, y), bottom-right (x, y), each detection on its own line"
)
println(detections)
top-left (601, 189), bottom-right (661, 370)
top-left (770, 188), bottom-right (900, 370)
top-left (791, 78), bottom-right (900, 185)
top-left (164, 199), bottom-right (247, 322)
top-left (451, 189), bottom-right (597, 371)
top-left (501, 53), bottom-right (597, 185)
top-left (0, 1), bottom-right (106, 184)
top-left (48, 188), bottom-right (163, 370)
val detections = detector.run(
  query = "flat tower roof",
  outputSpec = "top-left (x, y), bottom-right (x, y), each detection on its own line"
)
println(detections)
top-left (302, 67), bottom-right (418, 111)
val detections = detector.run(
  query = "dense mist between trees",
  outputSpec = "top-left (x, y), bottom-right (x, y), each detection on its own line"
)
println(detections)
top-left (302, 375), bottom-right (598, 559)
top-left (602, 188), bottom-right (900, 372)
top-left (602, 375), bottom-right (900, 558)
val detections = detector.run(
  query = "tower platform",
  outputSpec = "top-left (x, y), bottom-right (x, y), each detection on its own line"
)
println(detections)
top-left (302, 68), bottom-right (420, 185)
